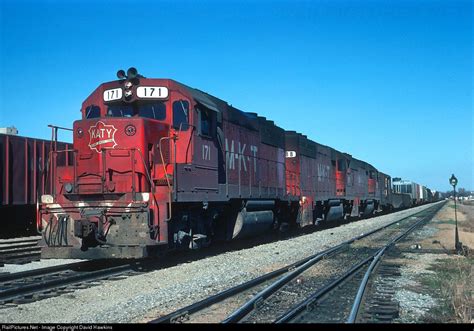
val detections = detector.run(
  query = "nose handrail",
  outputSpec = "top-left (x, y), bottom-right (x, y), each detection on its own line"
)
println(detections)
top-left (45, 146), bottom-right (157, 199)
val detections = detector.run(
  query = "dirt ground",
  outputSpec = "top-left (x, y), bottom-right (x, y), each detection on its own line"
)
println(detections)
top-left (419, 200), bottom-right (474, 252)
top-left (392, 201), bottom-right (473, 323)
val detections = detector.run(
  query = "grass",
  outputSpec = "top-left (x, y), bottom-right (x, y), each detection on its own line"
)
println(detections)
top-left (420, 257), bottom-right (473, 323)
top-left (442, 203), bottom-right (473, 232)
top-left (458, 204), bottom-right (474, 233)
top-left (435, 219), bottom-right (457, 226)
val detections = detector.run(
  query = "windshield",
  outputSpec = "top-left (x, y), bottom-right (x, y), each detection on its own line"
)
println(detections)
top-left (106, 101), bottom-right (166, 120)
top-left (139, 102), bottom-right (166, 120)
top-left (107, 105), bottom-right (134, 117)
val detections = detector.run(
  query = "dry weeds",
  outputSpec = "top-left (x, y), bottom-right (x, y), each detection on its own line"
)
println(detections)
top-left (422, 256), bottom-right (473, 323)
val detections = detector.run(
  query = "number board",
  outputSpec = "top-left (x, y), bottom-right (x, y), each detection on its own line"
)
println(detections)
top-left (136, 86), bottom-right (169, 99)
top-left (103, 88), bottom-right (123, 102)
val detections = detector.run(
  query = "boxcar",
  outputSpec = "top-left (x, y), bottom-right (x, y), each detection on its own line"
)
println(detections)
top-left (0, 133), bottom-right (71, 237)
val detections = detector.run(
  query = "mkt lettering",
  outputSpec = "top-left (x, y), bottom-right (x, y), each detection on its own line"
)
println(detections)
top-left (225, 139), bottom-right (257, 173)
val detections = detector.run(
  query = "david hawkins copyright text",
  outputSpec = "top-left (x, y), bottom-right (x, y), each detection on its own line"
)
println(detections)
top-left (2, 325), bottom-right (113, 331)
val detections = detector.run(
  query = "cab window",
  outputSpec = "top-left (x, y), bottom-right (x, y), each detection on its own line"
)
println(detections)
top-left (107, 105), bottom-right (134, 117)
top-left (85, 105), bottom-right (100, 119)
top-left (173, 100), bottom-right (189, 130)
top-left (139, 102), bottom-right (166, 120)
top-left (199, 108), bottom-right (212, 136)
top-left (337, 159), bottom-right (346, 171)
top-left (106, 102), bottom-right (166, 120)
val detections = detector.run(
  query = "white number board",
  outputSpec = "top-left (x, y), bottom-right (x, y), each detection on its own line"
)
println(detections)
top-left (103, 88), bottom-right (123, 102)
top-left (136, 86), bottom-right (169, 99)
top-left (285, 151), bottom-right (297, 158)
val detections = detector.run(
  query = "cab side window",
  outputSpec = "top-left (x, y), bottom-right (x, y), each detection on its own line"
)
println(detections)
top-left (85, 105), bottom-right (100, 119)
top-left (199, 108), bottom-right (212, 137)
top-left (337, 159), bottom-right (346, 171)
top-left (173, 100), bottom-right (189, 130)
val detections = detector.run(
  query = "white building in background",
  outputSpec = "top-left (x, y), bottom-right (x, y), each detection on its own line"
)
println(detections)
top-left (0, 126), bottom-right (18, 135)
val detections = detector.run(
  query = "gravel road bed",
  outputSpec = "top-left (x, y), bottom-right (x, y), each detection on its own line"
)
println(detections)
top-left (0, 202), bottom-right (441, 323)
top-left (0, 259), bottom-right (86, 274)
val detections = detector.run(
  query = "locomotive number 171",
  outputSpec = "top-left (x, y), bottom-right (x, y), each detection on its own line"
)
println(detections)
top-left (137, 86), bottom-right (169, 99)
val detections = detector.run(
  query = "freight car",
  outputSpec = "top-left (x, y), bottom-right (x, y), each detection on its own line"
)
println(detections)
top-left (432, 190), bottom-right (444, 201)
top-left (1, 132), bottom-right (71, 237)
top-left (391, 178), bottom-right (431, 205)
top-left (37, 68), bottom-right (428, 259)
top-left (390, 193), bottom-right (412, 209)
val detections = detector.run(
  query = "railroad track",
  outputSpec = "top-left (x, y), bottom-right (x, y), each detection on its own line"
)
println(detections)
top-left (0, 259), bottom-right (145, 307)
top-left (0, 203), bottom-right (442, 313)
top-left (150, 201), bottom-right (445, 324)
top-left (0, 236), bottom-right (42, 266)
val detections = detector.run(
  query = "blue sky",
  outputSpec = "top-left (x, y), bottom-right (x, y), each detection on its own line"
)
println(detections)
top-left (0, 0), bottom-right (472, 191)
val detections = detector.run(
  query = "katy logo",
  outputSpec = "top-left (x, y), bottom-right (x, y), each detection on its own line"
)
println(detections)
top-left (88, 121), bottom-right (117, 152)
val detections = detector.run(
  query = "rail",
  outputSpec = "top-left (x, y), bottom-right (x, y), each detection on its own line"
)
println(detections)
top-left (149, 202), bottom-right (444, 324)
top-left (346, 202), bottom-right (443, 323)
top-left (274, 201), bottom-right (445, 323)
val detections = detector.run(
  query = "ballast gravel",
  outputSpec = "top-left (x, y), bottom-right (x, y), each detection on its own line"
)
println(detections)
top-left (0, 259), bottom-right (86, 274)
top-left (393, 253), bottom-right (450, 322)
top-left (0, 203), bottom-right (442, 323)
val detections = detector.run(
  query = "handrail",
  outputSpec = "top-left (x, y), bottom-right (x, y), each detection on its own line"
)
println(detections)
top-left (158, 134), bottom-right (178, 221)
top-left (46, 147), bottom-right (159, 197)
top-left (47, 147), bottom-right (155, 196)
top-left (47, 148), bottom-right (76, 198)
top-left (45, 146), bottom-right (161, 238)
top-left (47, 125), bottom-right (73, 199)
top-left (158, 137), bottom-right (173, 191)
top-left (48, 124), bottom-right (74, 132)
top-left (48, 124), bottom-right (73, 157)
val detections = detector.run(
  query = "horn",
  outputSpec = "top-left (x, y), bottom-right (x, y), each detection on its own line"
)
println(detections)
top-left (117, 69), bottom-right (126, 79)
top-left (127, 67), bottom-right (138, 79)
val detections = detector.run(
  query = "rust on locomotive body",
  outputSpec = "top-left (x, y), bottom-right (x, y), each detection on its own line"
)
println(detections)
top-left (38, 68), bottom-right (417, 260)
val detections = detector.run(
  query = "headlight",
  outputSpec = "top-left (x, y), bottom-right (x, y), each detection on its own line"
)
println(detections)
top-left (64, 183), bottom-right (74, 193)
top-left (41, 195), bottom-right (54, 204)
top-left (77, 127), bottom-right (84, 138)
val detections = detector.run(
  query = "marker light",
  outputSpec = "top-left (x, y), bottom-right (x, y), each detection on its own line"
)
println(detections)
top-left (77, 128), bottom-right (84, 138)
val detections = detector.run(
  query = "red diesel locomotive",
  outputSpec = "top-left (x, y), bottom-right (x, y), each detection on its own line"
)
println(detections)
top-left (38, 68), bottom-right (392, 259)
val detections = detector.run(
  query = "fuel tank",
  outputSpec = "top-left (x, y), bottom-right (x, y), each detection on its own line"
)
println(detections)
top-left (232, 209), bottom-right (274, 240)
top-left (326, 199), bottom-right (343, 221)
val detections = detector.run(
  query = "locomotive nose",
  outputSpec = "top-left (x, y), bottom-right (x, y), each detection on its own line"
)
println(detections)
top-left (73, 118), bottom-right (156, 195)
